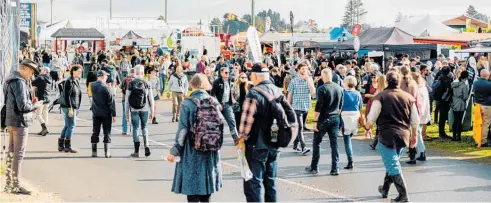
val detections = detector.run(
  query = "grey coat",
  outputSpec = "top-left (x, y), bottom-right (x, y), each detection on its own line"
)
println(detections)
top-left (451, 80), bottom-right (470, 112)
top-left (171, 90), bottom-right (225, 196)
top-left (4, 71), bottom-right (35, 127)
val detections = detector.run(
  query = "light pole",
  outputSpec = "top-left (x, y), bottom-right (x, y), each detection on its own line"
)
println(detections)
top-left (251, 0), bottom-right (255, 27)
top-left (165, 0), bottom-right (168, 22)
top-left (50, 0), bottom-right (53, 25)
top-left (109, 0), bottom-right (112, 20)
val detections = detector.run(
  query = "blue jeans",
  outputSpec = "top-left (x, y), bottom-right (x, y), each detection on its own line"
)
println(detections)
top-left (310, 115), bottom-right (340, 171)
top-left (159, 73), bottom-right (166, 95)
top-left (122, 101), bottom-right (128, 133)
top-left (131, 111), bottom-right (149, 145)
top-left (343, 134), bottom-right (353, 162)
top-left (244, 147), bottom-right (279, 202)
top-left (378, 143), bottom-right (404, 176)
top-left (60, 108), bottom-right (76, 139)
top-left (222, 104), bottom-right (238, 141)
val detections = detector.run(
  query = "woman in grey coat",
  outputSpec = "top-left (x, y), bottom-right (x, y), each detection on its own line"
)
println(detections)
top-left (168, 74), bottom-right (225, 202)
top-left (451, 70), bottom-right (469, 141)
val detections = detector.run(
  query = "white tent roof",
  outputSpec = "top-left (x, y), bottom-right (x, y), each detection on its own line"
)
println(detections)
top-left (396, 15), bottom-right (459, 37)
top-left (260, 33), bottom-right (333, 44)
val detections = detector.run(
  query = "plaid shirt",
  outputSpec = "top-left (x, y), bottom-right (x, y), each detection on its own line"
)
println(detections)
top-left (239, 97), bottom-right (258, 139)
top-left (287, 77), bottom-right (312, 111)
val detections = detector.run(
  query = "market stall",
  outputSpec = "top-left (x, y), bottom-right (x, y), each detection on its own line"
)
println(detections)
top-left (51, 28), bottom-right (105, 53)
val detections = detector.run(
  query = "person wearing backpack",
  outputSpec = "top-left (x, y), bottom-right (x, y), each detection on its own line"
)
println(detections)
top-left (306, 68), bottom-right (344, 176)
top-left (168, 74), bottom-right (226, 202)
top-left (101, 59), bottom-right (120, 96)
top-left (238, 63), bottom-right (293, 202)
top-left (433, 66), bottom-right (454, 139)
top-left (125, 65), bottom-right (155, 158)
top-left (58, 65), bottom-right (83, 153)
top-left (167, 65), bottom-right (188, 123)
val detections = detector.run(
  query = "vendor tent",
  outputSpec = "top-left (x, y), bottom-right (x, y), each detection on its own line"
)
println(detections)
top-left (329, 27), bottom-right (353, 41)
top-left (121, 30), bottom-right (142, 39)
top-left (396, 15), bottom-right (459, 37)
top-left (320, 27), bottom-right (437, 51)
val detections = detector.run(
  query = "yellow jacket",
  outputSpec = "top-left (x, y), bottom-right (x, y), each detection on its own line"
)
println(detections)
top-left (473, 104), bottom-right (482, 147)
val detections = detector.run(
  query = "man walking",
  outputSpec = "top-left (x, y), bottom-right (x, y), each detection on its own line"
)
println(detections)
top-left (125, 65), bottom-right (155, 157)
top-left (4, 59), bottom-right (43, 195)
top-left (238, 64), bottom-right (281, 202)
top-left (90, 71), bottom-right (117, 158)
top-left (474, 69), bottom-right (491, 147)
top-left (306, 68), bottom-right (344, 175)
top-left (32, 67), bottom-right (52, 136)
top-left (211, 66), bottom-right (239, 142)
top-left (119, 56), bottom-right (131, 79)
top-left (287, 63), bottom-right (315, 155)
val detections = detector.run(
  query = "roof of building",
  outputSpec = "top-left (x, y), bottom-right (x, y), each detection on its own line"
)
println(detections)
top-left (414, 33), bottom-right (491, 46)
top-left (51, 28), bottom-right (105, 39)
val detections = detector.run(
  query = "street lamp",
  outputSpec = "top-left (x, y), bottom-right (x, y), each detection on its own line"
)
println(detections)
top-left (50, 0), bottom-right (53, 25)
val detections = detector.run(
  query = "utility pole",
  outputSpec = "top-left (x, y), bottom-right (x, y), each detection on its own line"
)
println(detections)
top-left (251, 0), bottom-right (255, 27)
top-left (109, 0), bottom-right (112, 20)
top-left (165, 0), bottom-right (168, 22)
top-left (50, 0), bottom-right (53, 24)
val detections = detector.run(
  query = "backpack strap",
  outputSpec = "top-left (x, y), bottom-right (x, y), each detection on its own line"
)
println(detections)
top-left (252, 86), bottom-right (278, 102)
top-left (186, 97), bottom-right (201, 108)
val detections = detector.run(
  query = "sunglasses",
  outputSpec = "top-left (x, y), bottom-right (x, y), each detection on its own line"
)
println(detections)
top-left (223, 72), bottom-right (229, 74)
top-left (240, 77), bottom-right (247, 79)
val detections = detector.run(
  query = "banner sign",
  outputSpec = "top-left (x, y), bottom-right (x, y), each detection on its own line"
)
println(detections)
top-left (20, 3), bottom-right (32, 28)
top-left (247, 27), bottom-right (262, 63)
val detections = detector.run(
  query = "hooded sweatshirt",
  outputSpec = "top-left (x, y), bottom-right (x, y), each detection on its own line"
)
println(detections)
top-left (32, 74), bottom-right (52, 103)
top-left (451, 80), bottom-right (470, 111)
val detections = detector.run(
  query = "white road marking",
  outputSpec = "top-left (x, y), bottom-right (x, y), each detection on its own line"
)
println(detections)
top-left (76, 117), bottom-right (356, 202)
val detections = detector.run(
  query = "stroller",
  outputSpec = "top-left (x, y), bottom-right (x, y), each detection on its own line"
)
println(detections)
top-left (48, 80), bottom-right (65, 114)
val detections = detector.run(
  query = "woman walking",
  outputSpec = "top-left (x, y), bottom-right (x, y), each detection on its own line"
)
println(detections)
top-left (340, 76), bottom-right (363, 170)
top-left (232, 72), bottom-right (250, 127)
top-left (168, 74), bottom-right (224, 202)
top-left (368, 75), bottom-right (387, 150)
top-left (148, 68), bottom-right (161, 124)
top-left (58, 65), bottom-right (83, 153)
top-left (167, 65), bottom-right (189, 122)
top-left (451, 70), bottom-right (469, 142)
top-left (409, 71), bottom-right (431, 163)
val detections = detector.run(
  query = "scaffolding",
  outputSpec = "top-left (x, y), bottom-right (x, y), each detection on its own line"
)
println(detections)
top-left (1, 0), bottom-right (20, 107)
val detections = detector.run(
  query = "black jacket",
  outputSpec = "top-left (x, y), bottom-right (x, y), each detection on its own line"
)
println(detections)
top-left (32, 74), bottom-right (52, 103)
top-left (243, 80), bottom-right (280, 150)
top-left (3, 71), bottom-right (35, 127)
top-left (90, 80), bottom-right (116, 118)
top-left (211, 77), bottom-right (235, 105)
top-left (60, 77), bottom-right (82, 109)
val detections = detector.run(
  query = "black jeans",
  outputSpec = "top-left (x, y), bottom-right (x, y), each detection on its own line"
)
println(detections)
top-left (453, 111), bottom-right (464, 140)
top-left (438, 102), bottom-right (450, 137)
top-left (243, 146), bottom-right (279, 202)
top-left (91, 116), bottom-right (112, 144)
top-left (293, 110), bottom-right (307, 149)
top-left (311, 115), bottom-right (341, 171)
top-left (434, 100), bottom-right (440, 124)
top-left (187, 195), bottom-right (211, 202)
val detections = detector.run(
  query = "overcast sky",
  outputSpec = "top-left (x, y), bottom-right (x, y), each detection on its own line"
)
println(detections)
top-left (24, 0), bottom-right (491, 28)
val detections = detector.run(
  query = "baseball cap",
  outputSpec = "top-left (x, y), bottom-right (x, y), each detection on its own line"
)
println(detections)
top-left (251, 63), bottom-right (269, 73)
top-left (20, 59), bottom-right (39, 74)
top-left (97, 70), bottom-right (108, 77)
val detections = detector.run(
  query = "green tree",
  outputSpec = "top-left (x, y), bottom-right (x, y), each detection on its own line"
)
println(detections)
top-left (242, 14), bottom-right (252, 24)
top-left (395, 12), bottom-right (403, 24)
top-left (210, 18), bottom-right (223, 33)
top-left (341, 0), bottom-right (367, 30)
top-left (157, 15), bottom-right (165, 21)
top-left (255, 16), bottom-right (265, 32)
top-left (466, 5), bottom-right (478, 18)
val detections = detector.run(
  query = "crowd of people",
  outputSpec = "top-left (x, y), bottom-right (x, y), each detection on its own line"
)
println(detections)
top-left (2, 46), bottom-right (491, 202)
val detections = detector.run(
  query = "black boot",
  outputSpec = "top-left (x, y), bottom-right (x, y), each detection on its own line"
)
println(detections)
top-left (391, 174), bottom-right (409, 202)
top-left (63, 139), bottom-right (78, 153)
top-left (131, 142), bottom-right (140, 158)
top-left (39, 123), bottom-right (49, 136)
top-left (378, 173), bottom-right (392, 198)
top-left (145, 147), bottom-right (151, 157)
top-left (406, 148), bottom-right (417, 165)
top-left (152, 117), bottom-right (158, 124)
top-left (344, 161), bottom-right (353, 170)
top-left (58, 138), bottom-right (65, 152)
top-left (92, 143), bottom-right (97, 157)
top-left (416, 151), bottom-right (426, 161)
top-left (104, 143), bottom-right (111, 158)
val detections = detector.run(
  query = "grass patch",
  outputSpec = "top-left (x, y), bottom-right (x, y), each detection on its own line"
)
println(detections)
top-left (305, 101), bottom-right (491, 163)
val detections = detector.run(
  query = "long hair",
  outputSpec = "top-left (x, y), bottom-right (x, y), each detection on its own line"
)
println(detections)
top-left (375, 75), bottom-right (387, 92)
top-left (235, 72), bottom-right (249, 93)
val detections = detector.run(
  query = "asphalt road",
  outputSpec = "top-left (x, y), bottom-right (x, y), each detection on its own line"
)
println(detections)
top-left (13, 85), bottom-right (491, 202)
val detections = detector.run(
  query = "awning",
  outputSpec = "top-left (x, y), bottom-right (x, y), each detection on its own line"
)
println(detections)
top-left (294, 41), bottom-right (320, 48)
top-left (414, 33), bottom-right (491, 46)
top-left (455, 46), bottom-right (491, 53)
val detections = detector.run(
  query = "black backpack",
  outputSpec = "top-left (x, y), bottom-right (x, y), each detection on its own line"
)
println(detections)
top-left (252, 86), bottom-right (297, 148)
top-left (128, 79), bottom-right (148, 109)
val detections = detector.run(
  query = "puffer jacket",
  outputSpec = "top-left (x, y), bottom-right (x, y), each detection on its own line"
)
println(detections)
top-left (3, 71), bottom-right (35, 127)
top-left (451, 80), bottom-right (470, 111)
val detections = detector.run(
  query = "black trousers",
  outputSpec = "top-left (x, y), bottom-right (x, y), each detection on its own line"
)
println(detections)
top-left (438, 102), bottom-right (450, 137)
top-left (187, 194), bottom-right (211, 202)
top-left (453, 111), bottom-right (464, 140)
top-left (91, 116), bottom-right (112, 144)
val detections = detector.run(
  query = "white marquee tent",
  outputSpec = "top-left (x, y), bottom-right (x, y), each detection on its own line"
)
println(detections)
top-left (396, 15), bottom-right (460, 37)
